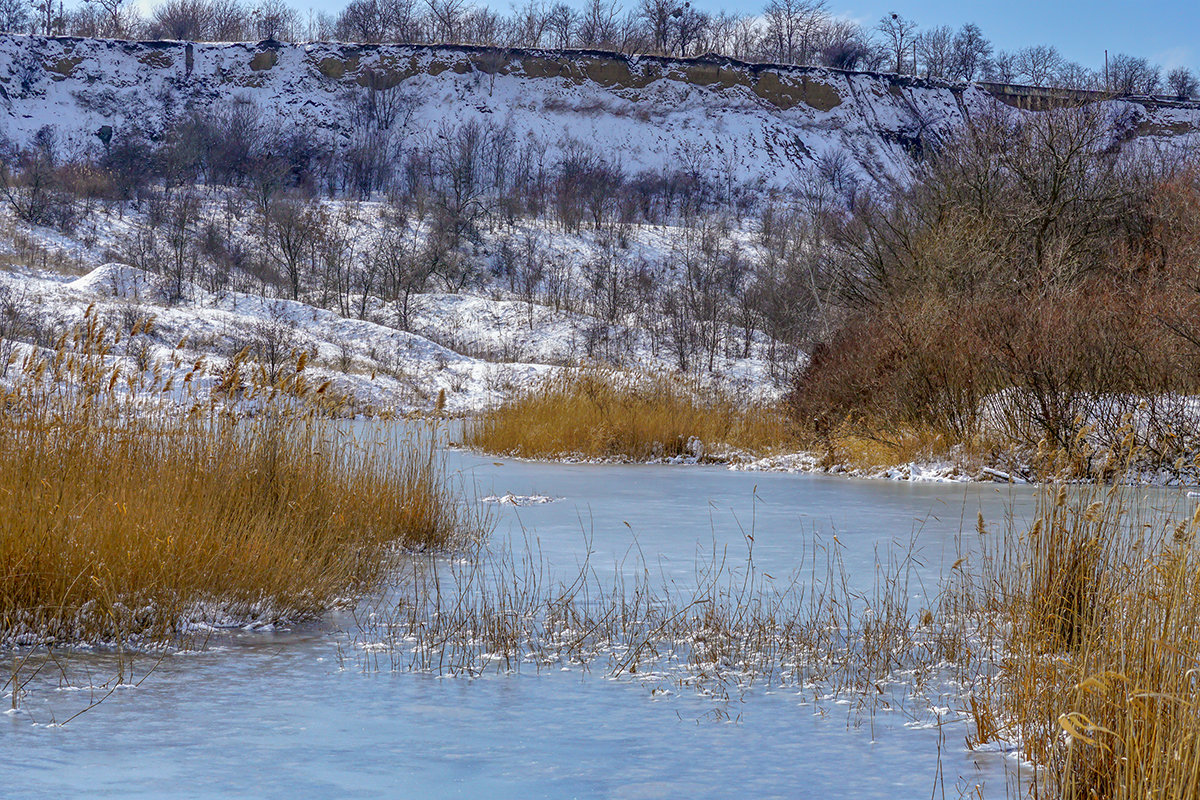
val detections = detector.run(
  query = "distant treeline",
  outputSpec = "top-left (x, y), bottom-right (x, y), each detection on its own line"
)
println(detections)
top-left (4, 0), bottom-right (1196, 96)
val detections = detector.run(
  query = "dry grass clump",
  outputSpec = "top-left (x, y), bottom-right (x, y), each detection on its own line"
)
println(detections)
top-left (465, 367), bottom-right (792, 461)
top-left (353, 528), bottom-right (946, 715)
top-left (954, 474), bottom-right (1200, 797)
top-left (802, 415), bottom-right (1005, 476)
top-left (0, 308), bottom-right (477, 646)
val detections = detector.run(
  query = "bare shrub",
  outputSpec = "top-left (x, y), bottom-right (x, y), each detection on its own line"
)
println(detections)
top-left (250, 303), bottom-right (300, 384)
top-left (793, 106), bottom-right (1200, 477)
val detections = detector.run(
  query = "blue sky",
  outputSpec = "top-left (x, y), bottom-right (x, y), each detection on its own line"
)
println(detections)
top-left (810, 0), bottom-right (1196, 70)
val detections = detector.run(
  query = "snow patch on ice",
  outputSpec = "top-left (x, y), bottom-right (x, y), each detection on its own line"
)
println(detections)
top-left (480, 493), bottom-right (562, 506)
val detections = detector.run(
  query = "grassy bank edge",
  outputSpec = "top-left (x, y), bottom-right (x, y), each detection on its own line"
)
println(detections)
top-left (0, 309), bottom-right (485, 648)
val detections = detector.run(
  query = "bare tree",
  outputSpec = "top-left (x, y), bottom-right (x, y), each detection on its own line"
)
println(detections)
top-left (307, 204), bottom-right (357, 315)
top-left (877, 13), bottom-right (917, 74)
top-left (673, 2), bottom-right (707, 56)
top-left (252, 0), bottom-right (295, 39)
top-left (576, 0), bottom-right (620, 48)
top-left (84, 0), bottom-right (131, 36)
top-left (163, 190), bottom-right (202, 302)
top-left (264, 196), bottom-right (318, 300)
top-left (916, 24), bottom-right (953, 79)
top-left (336, 0), bottom-right (387, 41)
top-left (950, 22), bottom-right (991, 81)
top-left (211, 0), bottom-right (248, 39)
top-left (638, 0), bottom-right (678, 54)
top-left (544, 2), bottom-right (574, 48)
top-left (337, 0), bottom-right (421, 42)
top-left (0, 128), bottom-right (62, 226)
top-left (0, 285), bottom-right (27, 378)
top-left (728, 14), bottom-right (763, 60)
top-left (152, 0), bottom-right (214, 39)
top-left (1108, 53), bottom-right (1162, 95)
top-left (32, 0), bottom-right (55, 33)
top-left (1167, 66), bottom-right (1198, 99)
top-left (427, 120), bottom-right (486, 248)
top-left (0, 0), bottom-right (29, 31)
top-left (1014, 44), bottom-right (1063, 86)
top-left (462, 5), bottom-right (502, 44)
top-left (701, 10), bottom-right (741, 56)
top-left (250, 303), bottom-right (299, 384)
top-left (764, 0), bottom-right (827, 65)
top-left (509, 0), bottom-right (549, 47)
top-left (1055, 61), bottom-right (1098, 90)
top-left (987, 50), bottom-right (1018, 83)
top-left (425, 0), bottom-right (468, 42)
top-left (819, 24), bottom-right (872, 70)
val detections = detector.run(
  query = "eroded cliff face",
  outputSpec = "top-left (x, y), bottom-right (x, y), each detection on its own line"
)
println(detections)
top-left (2, 34), bottom-right (1197, 191)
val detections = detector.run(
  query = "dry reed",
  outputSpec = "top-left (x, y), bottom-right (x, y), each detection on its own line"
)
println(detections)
top-left (0, 307), bottom-right (478, 646)
top-left (948, 438), bottom-right (1200, 797)
top-left (465, 367), bottom-right (792, 461)
top-left (349, 521), bottom-right (964, 729)
top-left (804, 416), bottom-right (1006, 477)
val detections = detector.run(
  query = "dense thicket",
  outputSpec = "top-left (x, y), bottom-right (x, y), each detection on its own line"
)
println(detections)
top-left (791, 105), bottom-right (1200, 471)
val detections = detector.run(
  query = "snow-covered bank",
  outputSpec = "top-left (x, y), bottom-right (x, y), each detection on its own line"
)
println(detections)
top-left (730, 451), bottom-right (1018, 483)
top-left (3, 36), bottom-right (1197, 193)
top-left (1, 260), bottom-right (549, 413)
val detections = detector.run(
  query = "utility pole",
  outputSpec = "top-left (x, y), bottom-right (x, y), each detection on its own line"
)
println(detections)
top-left (1105, 49), bottom-right (1109, 93)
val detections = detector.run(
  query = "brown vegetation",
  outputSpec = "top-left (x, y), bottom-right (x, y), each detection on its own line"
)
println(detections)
top-left (465, 366), bottom-right (792, 461)
top-left (0, 308), bottom-right (477, 645)
top-left (950, 474), bottom-right (1200, 798)
top-left (791, 106), bottom-right (1200, 478)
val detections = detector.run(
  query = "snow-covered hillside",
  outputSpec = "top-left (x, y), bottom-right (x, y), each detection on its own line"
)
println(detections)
top-left (0, 201), bottom-right (778, 415)
top-left (4, 34), bottom-right (1200, 422)
top-left (2, 35), bottom-right (1197, 191)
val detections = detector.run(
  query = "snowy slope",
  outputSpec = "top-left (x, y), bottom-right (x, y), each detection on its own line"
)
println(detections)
top-left (0, 261), bottom-right (562, 414)
top-left (3, 35), bottom-right (1197, 191)
top-left (1, 240), bottom-right (776, 415)
top-left (3, 34), bottom-right (1198, 422)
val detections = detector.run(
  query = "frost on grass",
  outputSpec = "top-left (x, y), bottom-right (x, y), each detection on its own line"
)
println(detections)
top-left (343, 527), bottom-right (991, 733)
top-left (343, 481), bottom-right (1200, 797)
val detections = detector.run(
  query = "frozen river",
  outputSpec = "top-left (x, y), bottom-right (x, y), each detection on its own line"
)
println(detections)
top-left (3, 428), bottom-right (1039, 799)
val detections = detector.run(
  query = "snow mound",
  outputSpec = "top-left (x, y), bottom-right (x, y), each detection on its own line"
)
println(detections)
top-left (69, 263), bottom-right (167, 301)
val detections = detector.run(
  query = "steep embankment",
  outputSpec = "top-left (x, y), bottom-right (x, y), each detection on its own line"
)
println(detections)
top-left (2, 35), bottom-right (1198, 190)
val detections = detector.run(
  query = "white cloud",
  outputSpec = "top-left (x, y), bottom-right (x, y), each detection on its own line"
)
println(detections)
top-left (831, 7), bottom-right (870, 27)
top-left (1155, 46), bottom-right (1195, 70)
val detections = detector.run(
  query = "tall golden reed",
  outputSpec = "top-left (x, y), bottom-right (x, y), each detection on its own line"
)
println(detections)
top-left (956, 466), bottom-right (1200, 797)
top-left (465, 366), bottom-right (791, 461)
top-left (0, 307), bottom-right (475, 645)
